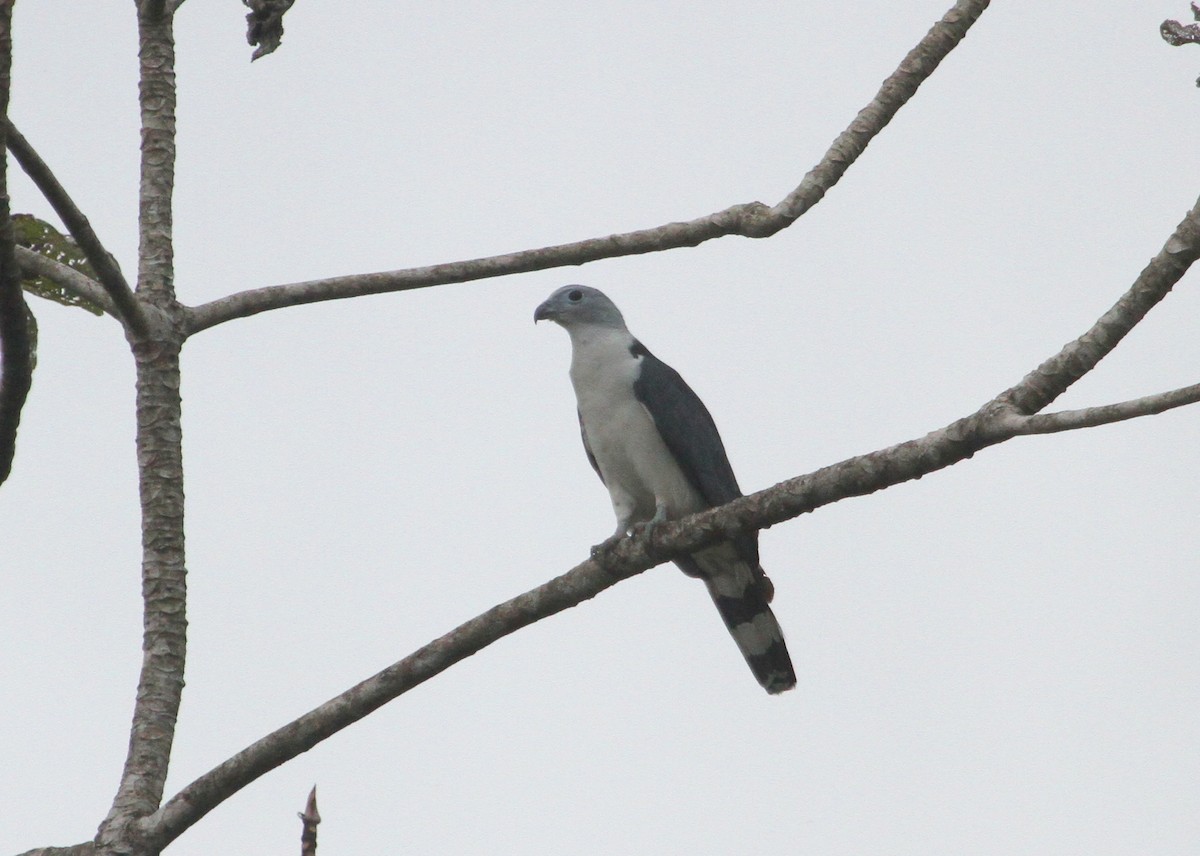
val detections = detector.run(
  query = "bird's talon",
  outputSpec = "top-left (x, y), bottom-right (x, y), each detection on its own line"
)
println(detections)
top-left (631, 521), bottom-right (654, 538)
top-left (590, 533), bottom-right (626, 556)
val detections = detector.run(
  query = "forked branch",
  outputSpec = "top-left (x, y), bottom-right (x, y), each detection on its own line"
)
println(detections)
top-left (1011, 383), bottom-right (1200, 435)
top-left (5, 121), bottom-right (147, 334)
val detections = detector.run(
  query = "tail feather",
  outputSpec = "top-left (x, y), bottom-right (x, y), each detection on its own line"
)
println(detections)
top-left (679, 544), bottom-right (795, 694)
top-left (706, 578), bottom-right (797, 694)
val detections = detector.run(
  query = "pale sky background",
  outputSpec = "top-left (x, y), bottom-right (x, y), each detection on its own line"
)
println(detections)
top-left (2, 2), bottom-right (1199, 854)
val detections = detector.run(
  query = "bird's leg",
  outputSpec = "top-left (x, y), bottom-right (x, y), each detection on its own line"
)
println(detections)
top-left (592, 492), bottom-right (642, 556)
top-left (591, 513), bottom-right (635, 556)
top-left (630, 500), bottom-right (669, 540)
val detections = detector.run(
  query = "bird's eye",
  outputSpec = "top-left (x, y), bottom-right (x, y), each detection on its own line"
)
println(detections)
top-left (567, 289), bottom-right (583, 302)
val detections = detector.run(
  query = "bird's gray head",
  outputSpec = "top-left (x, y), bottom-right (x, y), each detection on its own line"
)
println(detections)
top-left (534, 285), bottom-right (627, 330)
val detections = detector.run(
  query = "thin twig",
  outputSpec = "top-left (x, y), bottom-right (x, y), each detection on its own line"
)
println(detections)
top-left (299, 786), bottom-right (320, 856)
top-left (996, 195), bottom-right (1200, 417)
top-left (1010, 382), bottom-right (1200, 435)
top-left (184, 0), bottom-right (992, 334)
top-left (5, 121), bottom-right (147, 334)
top-left (14, 244), bottom-right (114, 314)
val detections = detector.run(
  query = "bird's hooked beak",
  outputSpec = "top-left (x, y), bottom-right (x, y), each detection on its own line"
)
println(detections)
top-left (533, 299), bottom-right (556, 324)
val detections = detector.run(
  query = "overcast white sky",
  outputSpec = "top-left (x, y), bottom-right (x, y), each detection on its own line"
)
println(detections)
top-left (2, 2), bottom-right (1198, 854)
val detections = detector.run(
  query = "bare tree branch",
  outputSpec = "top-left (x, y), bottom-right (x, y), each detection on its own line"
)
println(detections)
top-left (5, 121), bottom-right (147, 334)
top-left (1010, 382), bottom-right (1200, 435)
top-left (131, 411), bottom-right (1037, 848)
top-left (144, 550), bottom-right (642, 849)
top-left (14, 244), bottom-right (114, 314)
top-left (134, 6), bottom-right (177, 306)
top-left (995, 199), bottom-right (1200, 418)
top-left (183, 205), bottom-right (771, 333)
top-left (138, 186), bottom-right (1200, 849)
top-left (184, 0), bottom-right (992, 335)
top-left (0, 0), bottom-right (33, 489)
top-left (771, 0), bottom-right (990, 222)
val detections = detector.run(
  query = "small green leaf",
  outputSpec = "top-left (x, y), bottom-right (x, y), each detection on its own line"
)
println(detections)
top-left (13, 214), bottom-right (105, 315)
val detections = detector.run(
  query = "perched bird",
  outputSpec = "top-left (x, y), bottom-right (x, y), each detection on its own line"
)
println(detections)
top-left (535, 285), bottom-right (796, 694)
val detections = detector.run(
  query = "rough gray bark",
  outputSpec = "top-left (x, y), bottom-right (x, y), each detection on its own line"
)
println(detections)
top-left (95, 5), bottom-right (186, 856)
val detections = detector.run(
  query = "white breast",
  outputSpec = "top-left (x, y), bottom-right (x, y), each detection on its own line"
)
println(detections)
top-left (568, 327), bottom-right (704, 525)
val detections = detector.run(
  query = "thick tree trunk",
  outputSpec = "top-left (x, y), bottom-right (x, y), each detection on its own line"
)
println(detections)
top-left (95, 336), bottom-right (187, 856)
top-left (95, 5), bottom-right (184, 854)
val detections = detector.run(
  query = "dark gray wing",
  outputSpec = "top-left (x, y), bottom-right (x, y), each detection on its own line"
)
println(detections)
top-left (630, 340), bottom-right (741, 506)
top-left (631, 341), bottom-right (792, 694)
top-left (630, 340), bottom-right (761, 570)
